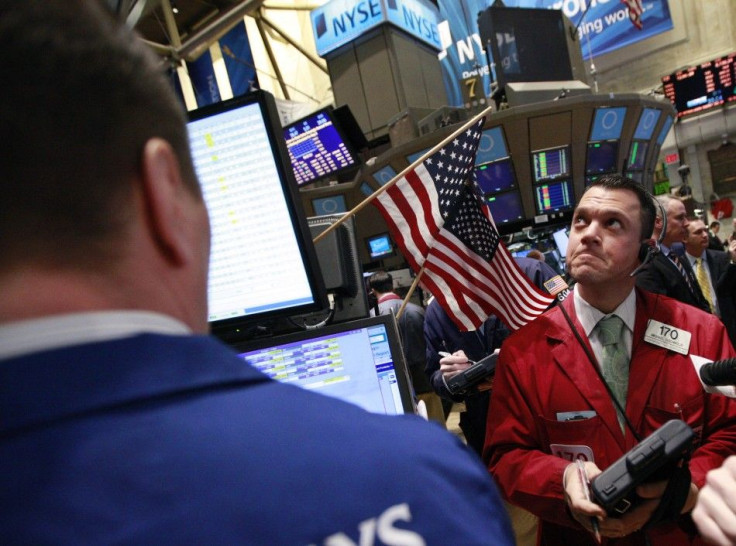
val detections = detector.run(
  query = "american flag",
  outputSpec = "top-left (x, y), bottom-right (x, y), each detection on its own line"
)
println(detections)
top-left (372, 118), bottom-right (555, 332)
top-left (621, 0), bottom-right (644, 29)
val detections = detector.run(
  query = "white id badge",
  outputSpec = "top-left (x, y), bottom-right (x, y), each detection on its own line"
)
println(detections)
top-left (644, 319), bottom-right (691, 355)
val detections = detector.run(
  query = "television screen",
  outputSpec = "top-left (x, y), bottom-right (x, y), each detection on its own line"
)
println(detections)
top-left (283, 107), bottom-right (359, 186)
top-left (312, 195), bottom-right (347, 216)
top-left (585, 140), bottom-right (619, 175)
top-left (366, 232), bottom-right (394, 259)
top-left (475, 127), bottom-right (508, 165)
top-left (486, 191), bottom-right (524, 224)
top-left (534, 180), bottom-right (574, 215)
top-left (234, 314), bottom-right (415, 415)
top-left (634, 108), bottom-right (662, 140)
top-left (373, 165), bottom-right (398, 186)
top-left (532, 146), bottom-right (570, 183)
top-left (187, 90), bottom-right (326, 336)
top-left (627, 141), bottom-right (649, 171)
top-left (589, 107), bottom-right (627, 141)
top-left (406, 147), bottom-right (432, 165)
top-left (475, 159), bottom-right (516, 194)
top-left (552, 227), bottom-right (569, 259)
top-left (656, 116), bottom-right (674, 145)
top-left (662, 54), bottom-right (735, 117)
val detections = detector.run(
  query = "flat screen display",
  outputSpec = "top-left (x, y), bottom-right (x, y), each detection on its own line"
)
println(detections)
top-left (366, 232), bottom-right (394, 259)
top-left (532, 146), bottom-right (571, 183)
top-left (586, 140), bottom-right (619, 174)
top-left (534, 180), bottom-right (574, 215)
top-left (373, 165), bottom-right (398, 186)
top-left (486, 191), bottom-right (524, 224)
top-left (657, 116), bottom-right (674, 145)
top-left (552, 227), bottom-right (569, 258)
top-left (312, 195), bottom-right (347, 216)
top-left (475, 159), bottom-right (516, 194)
top-left (634, 108), bottom-right (662, 140)
top-left (662, 54), bottom-right (735, 117)
top-left (475, 127), bottom-right (508, 165)
top-left (406, 147), bottom-right (432, 165)
top-left (627, 140), bottom-right (649, 171)
top-left (283, 107), bottom-right (359, 186)
top-left (234, 315), bottom-right (415, 415)
top-left (187, 91), bottom-right (326, 334)
top-left (589, 107), bottom-right (627, 141)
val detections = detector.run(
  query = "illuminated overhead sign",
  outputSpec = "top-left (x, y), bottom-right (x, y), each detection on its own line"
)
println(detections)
top-left (311, 0), bottom-right (441, 57)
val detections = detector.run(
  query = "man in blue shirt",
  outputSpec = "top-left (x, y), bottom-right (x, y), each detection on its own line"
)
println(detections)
top-left (0, 2), bottom-right (514, 544)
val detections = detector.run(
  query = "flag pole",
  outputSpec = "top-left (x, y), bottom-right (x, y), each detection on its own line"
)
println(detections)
top-left (395, 265), bottom-right (426, 320)
top-left (312, 105), bottom-right (492, 245)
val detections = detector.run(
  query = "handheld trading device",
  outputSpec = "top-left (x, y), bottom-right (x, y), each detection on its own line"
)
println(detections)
top-left (590, 420), bottom-right (694, 516)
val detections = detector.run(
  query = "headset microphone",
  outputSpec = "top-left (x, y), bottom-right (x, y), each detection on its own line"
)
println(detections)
top-left (630, 195), bottom-right (667, 277)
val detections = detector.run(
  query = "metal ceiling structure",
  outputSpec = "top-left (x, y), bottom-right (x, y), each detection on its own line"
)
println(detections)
top-left (113, 0), bottom-right (327, 100)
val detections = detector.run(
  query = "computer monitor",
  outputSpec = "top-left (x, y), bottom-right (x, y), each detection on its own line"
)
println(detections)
top-left (486, 191), bottom-right (524, 224)
top-left (585, 140), bottom-right (619, 175)
top-left (475, 126), bottom-right (509, 165)
top-left (627, 140), bottom-right (649, 171)
top-left (552, 227), bottom-right (569, 259)
top-left (308, 214), bottom-right (369, 324)
top-left (311, 194), bottom-right (347, 216)
top-left (283, 106), bottom-right (360, 186)
top-left (532, 146), bottom-right (571, 183)
top-left (534, 180), bottom-right (574, 215)
top-left (366, 232), bottom-right (394, 260)
top-left (475, 159), bottom-right (516, 194)
top-left (233, 314), bottom-right (415, 415)
top-left (187, 90), bottom-right (327, 338)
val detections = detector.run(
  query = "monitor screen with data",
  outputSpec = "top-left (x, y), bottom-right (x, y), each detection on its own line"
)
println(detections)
top-left (234, 315), bottom-right (415, 415)
top-left (187, 91), bottom-right (326, 337)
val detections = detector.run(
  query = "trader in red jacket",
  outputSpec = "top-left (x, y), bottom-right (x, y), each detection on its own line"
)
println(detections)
top-left (486, 174), bottom-right (736, 545)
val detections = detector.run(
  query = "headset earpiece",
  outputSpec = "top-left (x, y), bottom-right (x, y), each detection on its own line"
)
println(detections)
top-left (630, 193), bottom-right (666, 277)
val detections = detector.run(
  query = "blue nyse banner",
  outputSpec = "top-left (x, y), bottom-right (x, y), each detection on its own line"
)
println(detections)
top-left (187, 51), bottom-right (221, 108)
top-left (437, 0), bottom-right (673, 108)
top-left (312, 0), bottom-right (441, 57)
top-left (219, 22), bottom-right (258, 98)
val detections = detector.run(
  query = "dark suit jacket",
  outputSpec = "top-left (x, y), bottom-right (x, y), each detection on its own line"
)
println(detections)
top-left (0, 334), bottom-right (515, 544)
top-left (705, 248), bottom-right (736, 346)
top-left (636, 251), bottom-right (711, 312)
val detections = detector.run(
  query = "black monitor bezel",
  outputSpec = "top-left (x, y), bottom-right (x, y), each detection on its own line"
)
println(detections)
top-left (365, 231), bottom-right (395, 259)
top-left (231, 313), bottom-right (416, 415)
top-left (187, 90), bottom-right (328, 340)
top-left (531, 145), bottom-right (572, 183)
top-left (533, 178), bottom-right (575, 215)
top-left (282, 105), bottom-right (361, 187)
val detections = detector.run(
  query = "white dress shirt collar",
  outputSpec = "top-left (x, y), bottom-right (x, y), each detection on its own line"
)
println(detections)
top-left (0, 311), bottom-right (191, 361)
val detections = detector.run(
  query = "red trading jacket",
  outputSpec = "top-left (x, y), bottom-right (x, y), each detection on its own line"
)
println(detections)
top-left (485, 288), bottom-right (736, 545)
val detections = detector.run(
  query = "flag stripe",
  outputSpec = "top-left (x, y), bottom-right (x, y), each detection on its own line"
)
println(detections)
top-left (372, 117), bottom-right (555, 331)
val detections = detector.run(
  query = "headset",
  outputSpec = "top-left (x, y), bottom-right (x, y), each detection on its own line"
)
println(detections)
top-left (630, 194), bottom-right (667, 277)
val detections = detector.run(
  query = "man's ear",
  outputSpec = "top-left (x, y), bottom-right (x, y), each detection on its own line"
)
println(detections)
top-left (139, 138), bottom-right (192, 266)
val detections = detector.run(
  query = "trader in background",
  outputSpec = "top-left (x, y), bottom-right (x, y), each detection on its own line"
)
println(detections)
top-left (0, 2), bottom-right (516, 544)
top-left (636, 194), bottom-right (711, 312)
top-left (486, 175), bottom-right (736, 544)
top-left (684, 218), bottom-right (736, 346)
top-left (368, 270), bottom-right (445, 425)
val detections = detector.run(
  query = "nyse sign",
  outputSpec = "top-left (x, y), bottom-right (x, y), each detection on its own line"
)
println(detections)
top-left (312, 0), bottom-right (441, 57)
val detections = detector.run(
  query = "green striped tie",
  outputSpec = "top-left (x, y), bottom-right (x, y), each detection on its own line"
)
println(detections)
top-left (596, 315), bottom-right (629, 431)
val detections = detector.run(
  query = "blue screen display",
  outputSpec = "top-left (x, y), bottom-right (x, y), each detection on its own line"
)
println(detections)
top-left (367, 233), bottom-right (393, 259)
top-left (284, 109), bottom-right (357, 186)
top-left (475, 159), bottom-right (516, 194)
top-left (312, 194), bottom-right (347, 215)
top-left (534, 180), bottom-right (574, 214)
top-left (590, 107), bottom-right (627, 141)
top-left (634, 108), bottom-right (662, 140)
top-left (475, 127), bottom-right (508, 165)
top-left (657, 116), bottom-right (674, 145)
top-left (585, 140), bottom-right (619, 174)
top-left (406, 147), bottom-right (432, 164)
top-left (486, 192), bottom-right (524, 224)
top-left (627, 141), bottom-right (649, 170)
top-left (374, 165), bottom-right (398, 186)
